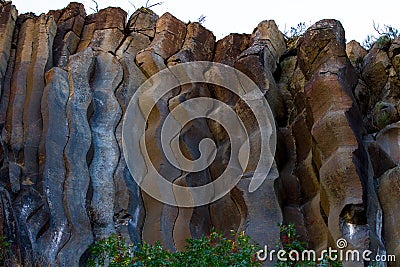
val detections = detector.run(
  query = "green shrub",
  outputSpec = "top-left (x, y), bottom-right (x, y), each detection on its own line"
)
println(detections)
top-left (88, 224), bottom-right (384, 266)
top-left (0, 235), bottom-right (11, 265)
top-left (276, 223), bottom-right (342, 267)
top-left (88, 230), bottom-right (262, 267)
top-left (284, 22), bottom-right (308, 50)
top-left (362, 23), bottom-right (399, 50)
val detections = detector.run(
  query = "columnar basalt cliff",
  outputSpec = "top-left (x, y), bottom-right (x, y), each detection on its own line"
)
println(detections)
top-left (0, 1), bottom-right (399, 266)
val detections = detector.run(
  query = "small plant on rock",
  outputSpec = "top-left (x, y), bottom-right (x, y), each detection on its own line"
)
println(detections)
top-left (362, 22), bottom-right (399, 50)
top-left (175, 230), bottom-right (262, 267)
top-left (89, 0), bottom-right (99, 13)
top-left (284, 22), bottom-right (308, 50)
top-left (276, 223), bottom-right (342, 267)
top-left (198, 14), bottom-right (206, 24)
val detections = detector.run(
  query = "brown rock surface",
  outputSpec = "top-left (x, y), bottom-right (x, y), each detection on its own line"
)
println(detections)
top-left (113, 10), bottom-right (155, 243)
top-left (51, 2), bottom-right (85, 67)
top-left (0, 3), bottom-right (398, 266)
top-left (167, 23), bottom-right (215, 249)
top-left (0, 2), bottom-right (17, 99)
top-left (378, 167), bottom-right (400, 267)
top-left (207, 33), bottom-right (250, 241)
top-left (277, 53), bottom-right (329, 252)
top-left (136, 12), bottom-right (186, 77)
top-left (297, 20), bottom-right (372, 262)
top-left (346, 40), bottom-right (367, 67)
top-left (235, 20), bottom-right (286, 122)
top-left (376, 122), bottom-right (400, 164)
top-left (7, 15), bottom-right (36, 157)
top-left (89, 7), bottom-right (126, 53)
top-left (23, 14), bottom-right (57, 186)
top-left (134, 12), bottom-right (187, 252)
top-left (230, 20), bottom-right (285, 248)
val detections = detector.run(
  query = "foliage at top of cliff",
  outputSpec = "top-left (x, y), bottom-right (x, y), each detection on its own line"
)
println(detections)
top-left (362, 22), bottom-right (399, 50)
top-left (283, 22), bottom-right (308, 50)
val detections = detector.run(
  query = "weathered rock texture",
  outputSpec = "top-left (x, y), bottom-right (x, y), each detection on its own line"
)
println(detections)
top-left (0, 2), bottom-right (399, 267)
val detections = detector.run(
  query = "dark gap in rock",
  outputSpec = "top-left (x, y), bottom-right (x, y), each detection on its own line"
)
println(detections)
top-left (36, 217), bottom-right (49, 240)
top-left (320, 203), bottom-right (328, 225)
top-left (340, 204), bottom-right (367, 225)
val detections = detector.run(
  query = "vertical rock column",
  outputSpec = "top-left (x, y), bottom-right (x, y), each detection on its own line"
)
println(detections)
top-left (234, 20), bottom-right (286, 250)
top-left (0, 2), bottom-right (17, 100)
top-left (136, 12), bottom-right (186, 251)
top-left (23, 14), bottom-right (57, 186)
top-left (89, 52), bottom-right (123, 240)
top-left (208, 33), bottom-right (250, 239)
top-left (114, 8), bottom-right (156, 244)
top-left (297, 20), bottom-right (368, 254)
top-left (38, 68), bottom-right (70, 264)
top-left (167, 22), bottom-right (215, 249)
top-left (378, 166), bottom-right (400, 267)
top-left (374, 122), bottom-right (400, 265)
top-left (58, 48), bottom-right (94, 266)
top-left (277, 54), bottom-right (329, 251)
top-left (6, 14), bottom-right (36, 185)
top-left (0, 1), bottom-right (17, 193)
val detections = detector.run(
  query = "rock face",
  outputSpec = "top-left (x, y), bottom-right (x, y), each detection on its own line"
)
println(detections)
top-left (297, 20), bottom-right (372, 267)
top-left (58, 47), bottom-right (95, 266)
top-left (0, 2), bottom-right (399, 266)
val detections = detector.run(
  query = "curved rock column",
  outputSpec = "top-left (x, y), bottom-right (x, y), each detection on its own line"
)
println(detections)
top-left (277, 53), bottom-right (329, 252)
top-left (89, 51), bottom-right (122, 240)
top-left (114, 8), bottom-right (156, 244)
top-left (0, 2), bottom-right (18, 194)
top-left (167, 22), bottom-right (215, 249)
top-left (234, 20), bottom-right (285, 252)
top-left (374, 122), bottom-right (400, 265)
top-left (58, 48), bottom-right (94, 266)
top-left (38, 67), bottom-right (70, 264)
top-left (297, 20), bottom-right (369, 262)
top-left (378, 166), bottom-right (400, 267)
top-left (208, 33), bottom-right (250, 239)
top-left (136, 12), bottom-right (186, 251)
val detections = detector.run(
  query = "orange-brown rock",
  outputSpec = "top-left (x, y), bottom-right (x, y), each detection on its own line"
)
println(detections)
top-left (136, 12), bottom-right (186, 77)
top-left (297, 20), bottom-right (372, 263)
top-left (167, 23), bottom-right (215, 250)
top-left (89, 7), bottom-right (126, 53)
top-left (346, 40), bottom-right (367, 67)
